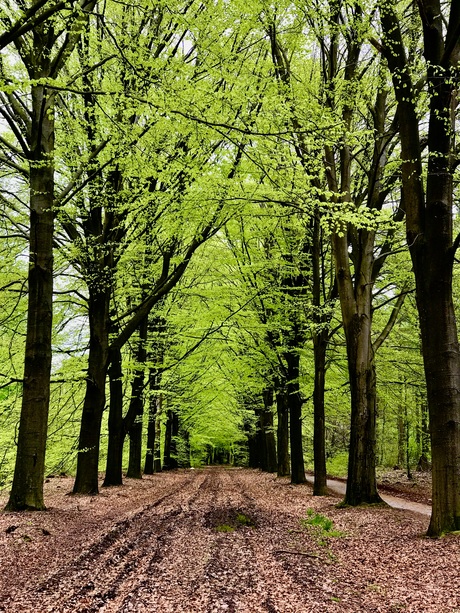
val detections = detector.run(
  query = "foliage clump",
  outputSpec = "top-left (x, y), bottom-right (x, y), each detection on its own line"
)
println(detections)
top-left (300, 508), bottom-right (343, 544)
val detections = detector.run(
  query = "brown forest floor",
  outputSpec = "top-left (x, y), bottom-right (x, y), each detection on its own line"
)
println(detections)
top-left (0, 467), bottom-right (458, 613)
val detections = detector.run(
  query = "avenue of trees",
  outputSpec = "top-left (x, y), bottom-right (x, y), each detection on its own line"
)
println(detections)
top-left (0, 0), bottom-right (458, 537)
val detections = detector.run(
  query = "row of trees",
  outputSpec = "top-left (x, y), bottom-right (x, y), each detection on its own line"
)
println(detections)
top-left (0, 0), bottom-right (458, 536)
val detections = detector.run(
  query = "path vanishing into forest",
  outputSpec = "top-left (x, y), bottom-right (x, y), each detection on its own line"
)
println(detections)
top-left (304, 476), bottom-right (432, 516)
top-left (0, 468), bottom-right (457, 613)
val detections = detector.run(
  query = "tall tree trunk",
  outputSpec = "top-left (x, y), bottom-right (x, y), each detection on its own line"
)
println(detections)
top-left (126, 317), bottom-right (148, 479)
top-left (180, 428), bottom-right (191, 468)
top-left (103, 346), bottom-right (124, 486)
top-left (397, 401), bottom-right (405, 468)
top-left (153, 405), bottom-right (162, 473)
top-left (144, 367), bottom-right (160, 475)
top-left (73, 291), bottom-right (110, 494)
top-left (332, 226), bottom-right (382, 506)
top-left (163, 409), bottom-right (173, 470)
top-left (417, 394), bottom-right (430, 471)
top-left (312, 332), bottom-right (328, 495)
top-left (259, 388), bottom-right (277, 472)
top-left (342, 312), bottom-right (381, 505)
top-left (417, 266), bottom-right (460, 534)
top-left (286, 352), bottom-right (306, 484)
top-left (168, 410), bottom-right (179, 470)
top-left (247, 426), bottom-right (260, 468)
top-left (6, 84), bottom-right (55, 511)
top-left (311, 213), bottom-right (333, 496)
top-left (379, 1), bottom-right (460, 535)
top-left (276, 389), bottom-right (290, 477)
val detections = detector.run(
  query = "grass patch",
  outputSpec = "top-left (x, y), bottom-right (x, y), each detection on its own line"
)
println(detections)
top-left (208, 508), bottom-right (257, 533)
top-left (215, 524), bottom-right (235, 533)
top-left (300, 508), bottom-right (343, 545)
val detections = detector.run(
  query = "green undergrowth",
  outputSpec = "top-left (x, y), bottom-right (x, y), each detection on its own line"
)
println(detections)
top-left (300, 508), bottom-right (344, 545)
top-left (214, 511), bottom-right (256, 533)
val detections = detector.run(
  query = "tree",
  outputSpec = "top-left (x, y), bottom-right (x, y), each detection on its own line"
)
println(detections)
top-left (3, 0), bottom-right (96, 511)
top-left (379, 0), bottom-right (460, 535)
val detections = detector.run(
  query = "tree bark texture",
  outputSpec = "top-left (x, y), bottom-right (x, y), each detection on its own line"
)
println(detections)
top-left (256, 389), bottom-right (277, 473)
top-left (103, 347), bottom-right (124, 487)
top-left (285, 352), bottom-right (306, 484)
top-left (379, 0), bottom-right (460, 535)
top-left (73, 291), bottom-right (110, 494)
top-left (333, 230), bottom-right (382, 506)
top-left (276, 390), bottom-right (290, 477)
top-left (126, 317), bottom-right (148, 479)
top-left (6, 84), bottom-right (55, 511)
top-left (312, 333), bottom-right (328, 495)
top-left (144, 367), bottom-right (161, 474)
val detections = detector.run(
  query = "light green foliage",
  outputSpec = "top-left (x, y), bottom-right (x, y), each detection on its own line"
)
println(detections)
top-left (0, 0), bottom-right (444, 489)
top-left (300, 508), bottom-right (343, 542)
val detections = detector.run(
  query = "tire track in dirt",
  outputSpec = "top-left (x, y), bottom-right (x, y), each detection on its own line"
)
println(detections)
top-left (2, 471), bottom-right (206, 612)
top-left (113, 468), bottom-right (315, 613)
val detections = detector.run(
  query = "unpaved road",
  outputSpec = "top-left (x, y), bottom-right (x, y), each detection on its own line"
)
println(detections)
top-left (0, 468), bottom-right (458, 612)
top-left (304, 476), bottom-right (432, 516)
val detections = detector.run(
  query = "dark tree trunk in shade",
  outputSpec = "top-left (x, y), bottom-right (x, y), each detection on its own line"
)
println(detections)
top-left (180, 428), bottom-right (191, 468)
top-left (162, 409), bottom-right (179, 470)
top-left (73, 290), bottom-right (110, 495)
top-left (417, 394), bottom-right (430, 471)
top-left (339, 300), bottom-right (382, 505)
top-left (154, 412), bottom-right (162, 473)
top-left (126, 317), bottom-right (148, 479)
top-left (276, 390), bottom-right (290, 477)
top-left (379, 3), bottom-right (460, 535)
top-left (286, 352), bottom-right (306, 484)
top-left (103, 346), bottom-right (124, 486)
top-left (259, 388), bottom-right (277, 473)
top-left (168, 411), bottom-right (179, 470)
top-left (311, 214), bottom-right (332, 496)
top-left (6, 84), bottom-right (55, 511)
top-left (312, 332), bottom-right (328, 495)
top-left (144, 367), bottom-right (161, 475)
top-left (247, 430), bottom-right (260, 468)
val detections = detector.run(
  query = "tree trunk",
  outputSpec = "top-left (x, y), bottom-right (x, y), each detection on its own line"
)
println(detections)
top-left (259, 389), bottom-right (277, 473)
top-left (247, 427), bottom-right (260, 468)
top-left (168, 410), bottom-right (179, 470)
top-left (397, 402), bottom-right (405, 468)
top-left (126, 317), bottom-right (148, 479)
top-left (276, 389), bottom-right (290, 477)
top-left (6, 84), bottom-right (55, 511)
top-left (154, 408), bottom-right (162, 473)
top-left (163, 409), bottom-right (173, 470)
top-left (312, 332), bottom-right (328, 495)
top-left (311, 212), bottom-right (332, 496)
top-left (379, 2), bottom-right (460, 535)
top-left (417, 395), bottom-right (430, 471)
top-left (144, 367), bottom-right (160, 475)
top-left (416, 266), bottom-right (460, 535)
top-left (343, 314), bottom-right (382, 505)
top-left (73, 291), bottom-right (110, 494)
top-left (333, 226), bottom-right (382, 506)
top-left (180, 428), bottom-right (191, 468)
top-left (103, 346), bottom-right (124, 486)
top-left (286, 352), bottom-right (306, 484)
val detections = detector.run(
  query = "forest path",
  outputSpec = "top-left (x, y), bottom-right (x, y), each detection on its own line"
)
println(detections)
top-left (1, 468), bottom-right (458, 612)
top-left (304, 476), bottom-right (432, 516)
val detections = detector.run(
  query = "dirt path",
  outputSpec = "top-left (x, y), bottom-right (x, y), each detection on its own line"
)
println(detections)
top-left (0, 468), bottom-right (458, 612)
top-left (304, 476), bottom-right (432, 516)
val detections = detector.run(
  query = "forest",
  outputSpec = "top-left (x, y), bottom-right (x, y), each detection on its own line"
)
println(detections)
top-left (0, 0), bottom-right (459, 559)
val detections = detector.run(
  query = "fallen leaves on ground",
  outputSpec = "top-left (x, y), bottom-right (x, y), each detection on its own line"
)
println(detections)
top-left (0, 468), bottom-right (457, 612)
